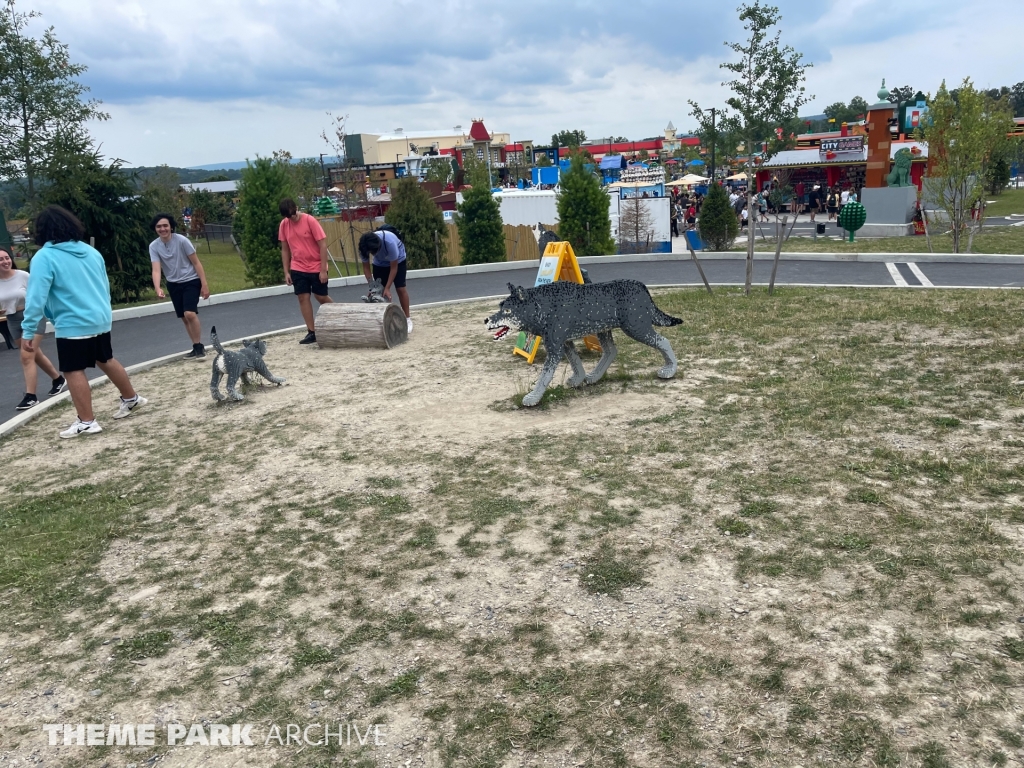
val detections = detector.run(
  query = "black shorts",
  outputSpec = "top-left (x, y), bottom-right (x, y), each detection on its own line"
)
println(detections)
top-left (372, 260), bottom-right (407, 289)
top-left (5, 310), bottom-right (46, 341)
top-left (291, 270), bottom-right (329, 296)
top-left (167, 278), bottom-right (202, 318)
top-left (56, 332), bottom-right (113, 372)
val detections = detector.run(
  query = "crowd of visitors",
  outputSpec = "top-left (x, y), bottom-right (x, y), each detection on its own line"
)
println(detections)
top-left (667, 176), bottom-right (863, 238)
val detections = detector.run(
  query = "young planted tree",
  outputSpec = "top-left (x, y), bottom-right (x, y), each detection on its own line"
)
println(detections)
top-left (40, 146), bottom-right (156, 303)
top-left (385, 177), bottom-right (447, 270)
top-left (456, 173), bottom-right (504, 265)
top-left (236, 156), bottom-right (293, 286)
top-left (0, 0), bottom-right (108, 209)
top-left (617, 195), bottom-right (656, 254)
top-left (557, 152), bottom-right (614, 256)
top-left (690, 0), bottom-right (811, 294)
top-left (921, 79), bottom-right (1013, 253)
top-left (697, 181), bottom-right (739, 251)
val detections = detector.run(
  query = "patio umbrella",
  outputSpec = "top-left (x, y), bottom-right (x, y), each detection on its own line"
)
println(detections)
top-left (687, 159), bottom-right (705, 166)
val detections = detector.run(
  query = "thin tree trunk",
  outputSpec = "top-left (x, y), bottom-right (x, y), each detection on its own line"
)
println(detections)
top-left (745, 165), bottom-right (754, 296)
top-left (768, 215), bottom-right (787, 296)
top-left (783, 211), bottom-right (799, 243)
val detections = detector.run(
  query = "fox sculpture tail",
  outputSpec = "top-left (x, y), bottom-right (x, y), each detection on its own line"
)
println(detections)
top-left (210, 326), bottom-right (226, 355)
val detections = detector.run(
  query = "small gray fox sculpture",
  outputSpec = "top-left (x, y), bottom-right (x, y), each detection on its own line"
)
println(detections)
top-left (209, 326), bottom-right (286, 401)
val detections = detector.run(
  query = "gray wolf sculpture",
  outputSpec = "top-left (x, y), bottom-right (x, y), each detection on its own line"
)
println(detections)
top-left (485, 280), bottom-right (682, 407)
top-left (361, 278), bottom-right (387, 303)
top-left (210, 326), bottom-right (286, 401)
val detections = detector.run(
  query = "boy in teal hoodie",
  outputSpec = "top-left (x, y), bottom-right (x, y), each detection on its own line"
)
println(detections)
top-left (21, 206), bottom-right (147, 438)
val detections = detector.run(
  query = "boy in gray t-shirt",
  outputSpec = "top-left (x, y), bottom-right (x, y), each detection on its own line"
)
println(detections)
top-left (149, 213), bottom-right (210, 359)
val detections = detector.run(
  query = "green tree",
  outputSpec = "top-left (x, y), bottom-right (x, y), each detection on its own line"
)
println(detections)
top-left (0, 0), bottom-right (108, 208)
top-left (1011, 81), bottom-right (1024, 117)
top-left (690, 0), bottom-right (811, 294)
top-left (556, 153), bottom-right (614, 256)
top-left (535, 153), bottom-right (552, 167)
top-left (697, 181), bottom-right (739, 251)
top-left (139, 164), bottom-right (181, 217)
top-left (921, 79), bottom-right (1013, 253)
top-left (40, 146), bottom-right (156, 303)
top-left (385, 177), bottom-right (447, 270)
top-left (186, 187), bottom-right (233, 234)
top-left (422, 156), bottom-right (454, 186)
top-left (887, 85), bottom-right (917, 105)
top-left (456, 182), bottom-right (504, 266)
top-left (551, 129), bottom-right (587, 148)
top-left (271, 150), bottom-right (322, 211)
top-left (236, 156), bottom-right (293, 285)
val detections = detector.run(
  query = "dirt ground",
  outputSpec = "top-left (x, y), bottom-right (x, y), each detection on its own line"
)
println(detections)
top-left (2, 291), bottom-right (1023, 768)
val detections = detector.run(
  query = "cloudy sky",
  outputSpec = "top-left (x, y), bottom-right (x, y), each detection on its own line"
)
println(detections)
top-left (21, 0), bottom-right (1021, 168)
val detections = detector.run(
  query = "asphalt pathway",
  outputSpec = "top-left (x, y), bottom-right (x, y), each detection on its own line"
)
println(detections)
top-left (2, 257), bottom-right (1022, 416)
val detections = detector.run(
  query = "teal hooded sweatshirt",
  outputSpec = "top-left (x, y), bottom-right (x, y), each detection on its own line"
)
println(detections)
top-left (21, 240), bottom-right (112, 341)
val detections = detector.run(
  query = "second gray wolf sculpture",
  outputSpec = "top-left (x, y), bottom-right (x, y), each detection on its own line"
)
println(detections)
top-left (485, 280), bottom-right (682, 406)
top-left (210, 326), bottom-right (286, 401)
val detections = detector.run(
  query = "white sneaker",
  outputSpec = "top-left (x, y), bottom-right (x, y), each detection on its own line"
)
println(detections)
top-left (113, 395), bottom-right (148, 420)
top-left (60, 418), bottom-right (102, 439)
top-left (406, 317), bottom-right (414, 334)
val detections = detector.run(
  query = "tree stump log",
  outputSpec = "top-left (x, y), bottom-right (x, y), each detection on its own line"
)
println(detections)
top-left (315, 303), bottom-right (408, 349)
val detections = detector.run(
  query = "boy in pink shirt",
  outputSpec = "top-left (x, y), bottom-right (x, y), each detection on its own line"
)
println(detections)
top-left (278, 198), bottom-right (334, 344)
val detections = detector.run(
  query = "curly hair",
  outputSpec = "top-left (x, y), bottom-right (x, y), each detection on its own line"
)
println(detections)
top-left (151, 212), bottom-right (177, 232)
top-left (358, 232), bottom-right (381, 260)
top-left (34, 205), bottom-right (85, 246)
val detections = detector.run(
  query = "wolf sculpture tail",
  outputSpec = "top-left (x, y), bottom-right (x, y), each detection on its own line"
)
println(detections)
top-left (210, 326), bottom-right (226, 355)
top-left (640, 286), bottom-right (683, 326)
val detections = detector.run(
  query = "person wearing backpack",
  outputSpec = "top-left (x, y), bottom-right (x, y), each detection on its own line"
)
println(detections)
top-left (358, 226), bottom-right (413, 333)
top-left (826, 188), bottom-right (839, 220)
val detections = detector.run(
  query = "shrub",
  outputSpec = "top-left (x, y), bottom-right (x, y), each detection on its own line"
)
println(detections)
top-left (457, 184), bottom-right (504, 265)
top-left (557, 153), bottom-right (614, 255)
top-left (698, 182), bottom-right (739, 251)
top-left (236, 156), bottom-right (293, 286)
top-left (385, 178), bottom-right (447, 270)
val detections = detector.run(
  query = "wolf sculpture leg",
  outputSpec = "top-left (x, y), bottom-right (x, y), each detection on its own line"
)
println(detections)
top-left (210, 367), bottom-right (225, 401)
top-left (563, 342), bottom-right (587, 388)
top-left (522, 341), bottom-right (565, 407)
top-left (226, 372), bottom-right (245, 401)
top-left (584, 331), bottom-right (617, 385)
top-left (621, 326), bottom-right (678, 379)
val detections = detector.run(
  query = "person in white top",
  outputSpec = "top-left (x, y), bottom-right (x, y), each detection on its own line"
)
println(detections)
top-left (840, 188), bottom-right (851, 207)
top-left (0, 246), bottom-right (65, 411)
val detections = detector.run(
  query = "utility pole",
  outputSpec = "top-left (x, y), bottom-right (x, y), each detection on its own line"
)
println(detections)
top-left (709, 108), bottom-right (717, 184)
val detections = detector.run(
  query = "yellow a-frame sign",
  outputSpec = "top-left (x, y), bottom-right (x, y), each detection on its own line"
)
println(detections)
top-left (513, 241), bottom-right (602, 364)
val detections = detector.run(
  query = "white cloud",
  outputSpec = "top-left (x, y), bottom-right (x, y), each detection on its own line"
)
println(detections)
top-left (20, 0), bottom-right (1015, 166)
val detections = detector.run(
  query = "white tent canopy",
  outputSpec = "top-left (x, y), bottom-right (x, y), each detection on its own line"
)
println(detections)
top-left (666, 174), bottom-right (709, 186)
top-left (725, 172), bottom-right (748, 181)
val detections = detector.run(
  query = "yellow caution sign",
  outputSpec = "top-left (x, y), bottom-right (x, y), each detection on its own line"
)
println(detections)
top-left (513, 241), bottom-right (601, 364)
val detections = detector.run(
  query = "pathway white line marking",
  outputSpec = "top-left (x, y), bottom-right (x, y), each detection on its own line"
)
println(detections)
top-left (906, 262), bottom-right (933, 287)
top-left (886, 262), bottom-right (909, 287)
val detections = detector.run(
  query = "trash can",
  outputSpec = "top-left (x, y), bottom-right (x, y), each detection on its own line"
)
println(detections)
top-left (816, 223), bottom-right (826, 235)
top-left (684, 230), bottom-right (704, 251)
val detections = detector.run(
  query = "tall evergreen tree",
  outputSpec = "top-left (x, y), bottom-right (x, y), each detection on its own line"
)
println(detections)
top-left (236, 156), bottom-right (293, 286)
top-left (457, 184), bottom-right (504, 265)
top-left (0, 0), bottom-right (108, 208)
top-left (385, 177), bottom-right (447, 270)
top-left (40, 146), bottom-right (156, 303)
top-left (557, 153), bottom-right (614, 256)
top-left (697, 183), bottom-right (739, 252)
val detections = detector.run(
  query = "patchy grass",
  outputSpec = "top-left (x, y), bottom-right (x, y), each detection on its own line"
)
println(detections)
top-left (3, 287), bottom-right (1024, 767)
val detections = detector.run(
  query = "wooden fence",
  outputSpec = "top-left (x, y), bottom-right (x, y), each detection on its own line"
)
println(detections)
top-left (316, 217), bottom-right (544, 271)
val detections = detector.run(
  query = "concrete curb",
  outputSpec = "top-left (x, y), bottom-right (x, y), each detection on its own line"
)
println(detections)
top-left (103, 251), bottom-right (1024, 324)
